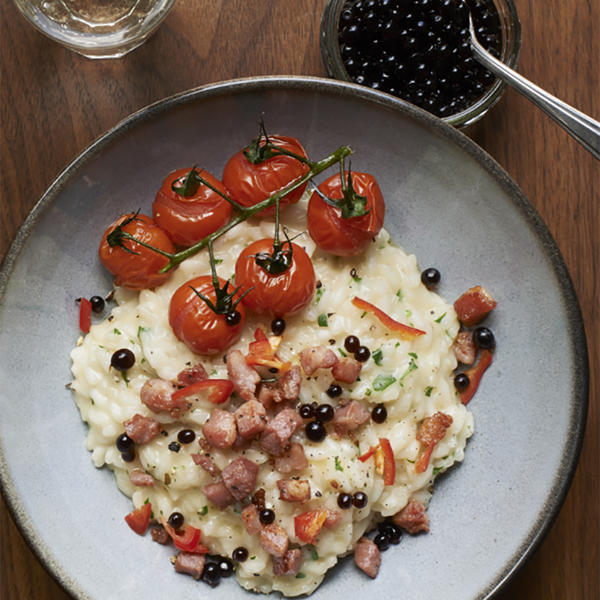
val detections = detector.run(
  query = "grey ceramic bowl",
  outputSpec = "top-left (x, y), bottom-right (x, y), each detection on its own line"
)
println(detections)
top-left (0, 76), bottom-right (587, 600)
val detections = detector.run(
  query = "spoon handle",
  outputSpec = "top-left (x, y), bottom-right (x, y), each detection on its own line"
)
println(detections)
top-left (469, 19), bottom-right (600, 159)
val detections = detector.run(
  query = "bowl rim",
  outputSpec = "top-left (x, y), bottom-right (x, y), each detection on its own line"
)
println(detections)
top-left (0, 75), bottom-right (588, 600)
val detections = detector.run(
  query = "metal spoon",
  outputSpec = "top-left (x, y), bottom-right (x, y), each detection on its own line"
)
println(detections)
top-left (466, 12), bottom-right (600, 159)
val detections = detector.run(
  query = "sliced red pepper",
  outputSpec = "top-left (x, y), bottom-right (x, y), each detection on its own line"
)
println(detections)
top-left (79, 297), bottom-right (92, 334)
top-left (454, 285), bottom-right (497, 327)
top-left (171, 379), bottom-right (233, 405)
top-left (415, 412), bottom-right (453, 473)
top-left (351, 296), bottom-right (426, 340)
top-left (358, 438), bottom-right (395, 485)
top-left (161, 519), bottom-right (209, 554)
top-left (245, 327), bottom-right (291, 372)
top-left (124, 502), bottom-right (152, 535)
top-left (459, 349), bottom-right (493, 405)
top-left (294, 509), bottom-right (328, 544)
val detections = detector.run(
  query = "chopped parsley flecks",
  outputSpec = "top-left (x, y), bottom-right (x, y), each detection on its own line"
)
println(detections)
top-left (360, 311), bottom-right (367, 318)
top-left (424, 386), bottom-right (434, 397)
top-left (372, 374), bottom-right (396, 391)
top-left (318, 314), bottom-right (328, 327)
top-left (214, 258), bottom-right (223, 265)
top-left (334, 456), bottom-right (344, 472)
top-left (295, 573), bottom-right (306, 579)
top-left (337, 347), bottom-right (347, 357)
top-left (308, 545), bottom-right (319, 560)
top-left (121, 372), bottom-right (129, 386)
top-left (315, 287), bottom-right (324, 303)
top-left (113, 327), bottom-right (122, 335)
top-left (137, 326), bottom-right (150, 336)
top-left (372, 348), bottom-right (384, 366)
top-left (404, 309), bottom-right (412, 319)
top-left (198, 506), bottom-right (208, 516)
top-left (396, 289), bottom-right (403, 301)
top-left (434, 312), bottom-right (447, 324)
top-left (399, 356), bottom-right (419, 385)
top-left (433, 466), bottom-right (444, 476)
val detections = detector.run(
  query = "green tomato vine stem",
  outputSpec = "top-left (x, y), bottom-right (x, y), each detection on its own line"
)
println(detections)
top-left (159, 145), bottom-right (352, 273)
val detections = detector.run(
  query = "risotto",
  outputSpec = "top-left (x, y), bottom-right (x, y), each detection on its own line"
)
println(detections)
top-left (70, 194), bottom-right (475, 596)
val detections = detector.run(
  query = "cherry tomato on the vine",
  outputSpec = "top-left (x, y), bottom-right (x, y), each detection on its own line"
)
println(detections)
top-left (99, 213), bottom-right (175, 289)
top-left (234, 238), bottom-right (316, 317)
top-left (307, 172), bottom-right (385, 256)
top-left (169, 276), bottom-right (246, 355)
top-left (222, 135), bottom-right (310, 216)
top-left (153, 167), bottom-right (232, 247)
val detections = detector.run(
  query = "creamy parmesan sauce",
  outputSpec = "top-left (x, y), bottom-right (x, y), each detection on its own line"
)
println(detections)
top-left (70, 197), bottom-right (473, 596)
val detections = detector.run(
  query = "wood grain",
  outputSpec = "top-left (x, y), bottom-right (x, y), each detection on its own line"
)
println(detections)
top-left (1, 1), bottom-right (597, 599)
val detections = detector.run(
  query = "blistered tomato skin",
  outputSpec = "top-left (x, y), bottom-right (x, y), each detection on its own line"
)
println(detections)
top-left (222, 135), bottom-right (310, 216)
top-left (98, 213), bottom-right (175, 289)
top-left (169, 276), bottom-right (246, 355)
top-left (152, 168), bottom-right (232, 247)
top-left (234, 238), bottom-right (316, 317)
top-left (307, 172), bottom-right (385, 256)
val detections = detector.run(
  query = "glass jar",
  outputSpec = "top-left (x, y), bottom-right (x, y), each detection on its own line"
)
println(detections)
top-left (320, 0), bottom-right (521, 128)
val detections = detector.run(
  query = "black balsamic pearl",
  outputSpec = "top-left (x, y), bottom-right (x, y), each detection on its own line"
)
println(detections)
top-left (337, 492), bottom-right (353, 509)
top-left (454, 372), bottom-right (470, 391)
top-left (116, 433), bottom-right (134, 453)
top-left (168, 441), bottom-right (181, 452)
top-left (371, 403), bottom-right (388, 423)
top-left (379, 522), bottom-right (402, 544)
top-left (326, 384), bottom-right (343, 398)
top-left (271, 318), bottom-right (286, 336)
top-left (232, 547), bottom-right (249, 562)
top-left (111, 348), bottom-right (135, 371)
top-left (306, 420), bottom-right (327, 442)
top-left (90, 295), bottom-right (105, 313)
top-left (421, 267), bottom-right (441, 288)
top-left (315, 404), bottom-right (335, 423)
top-left (374, 532), bottom-right (391, 551)
top-left (217, 557), bottom-right (234, 577)
top-left (259, 509), bottom-right (275, 525)
top-left (225, 311), bottom-right (242, 326)
top-left (353, 491), bottom-right (368, 508)
top-left (299, 403), bottom-right (315, 419)
top-left (355, 346), bottom-right (371, 362)
top-left (473, 326), bottom-right (495, 350)
top-left (177, 429), bottom-right (196, 444)
top-left (121, 448), bottom-right (135, 462)
top-left (344, 335), bottom-right (360, 353)
top-left (203, 562), bottom-right (221, 587)
top-left (168, 511), bottom-right (184, 529)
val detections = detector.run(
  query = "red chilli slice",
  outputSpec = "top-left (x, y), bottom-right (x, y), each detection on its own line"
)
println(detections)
top-left (294, 510), bottom-right (329, 544)
top-left (459, 349), bottom-right (494, 405)
top-left (161, 519), bottom-right (209, 554)
top-left (245, 327), bottom-right (291, 372)
top-left (171, 379), bottom-right (233, 405)
top-left (351, 297), bottom-right (426, 340)
top-left (79, 297), bottom-right (92, 333)
top-left (125, 502), bottom-right (152, 535)
top-left (415, 412), bottom-right (453, 473)
top-left (358, 438), bottom-right (395, 485)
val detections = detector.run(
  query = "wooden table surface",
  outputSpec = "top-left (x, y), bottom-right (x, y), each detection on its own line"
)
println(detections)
top-left (1, 1), bottom-right (598, 598)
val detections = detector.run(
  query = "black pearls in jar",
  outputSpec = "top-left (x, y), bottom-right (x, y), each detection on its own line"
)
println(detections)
top-left (216, 557), bottom-right (234, 578)
top-left (116, 433), bottom-right (135, 462)
top-left (344, 335), bottom-right (360, 353)
top-left (203, 562), bottom-right (221, 587)
top-left (354, 345), bottom-right (371, 362)
top-left (306, 420), bottom-right (327, 442)
top-left (299, 403), bottom-right (316, 419)
top-left (315, 404), bottom-right (335, 422)
top-left (110, 348), bottom-right (135, 371)
top-left (374, 532), bottom-right (391, 551)
top-left (225, 310), bottom-right (242, 326)
top-left (326, 383), bottom-right (343, 398)
top-left (336, 0), bottom-right (503, 117)
top-left (421, 267), bottom-right (441, 288)
top-left (473, 326), bottom-right (495, 349)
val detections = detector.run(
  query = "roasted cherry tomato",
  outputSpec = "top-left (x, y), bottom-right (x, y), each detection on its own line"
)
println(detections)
top-left (152, 167), bottom-right (232, 247)
top-left (222, 134), bottom-right (310, 216)
top-left (99, 213), bottom-right (175, 289)
top-left (307, 171), bottom-right (385, 256)
top-left (169, 276), bottom-right (246, 355)
top-left (234, 238), bottom-right (316, 317)
top-left (124, 502), bottom-right (152, 535)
